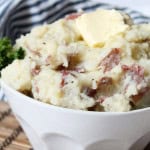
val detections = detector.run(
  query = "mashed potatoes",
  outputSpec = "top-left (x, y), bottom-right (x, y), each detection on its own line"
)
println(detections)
top-left (1, 9), bottom-right (150, 112)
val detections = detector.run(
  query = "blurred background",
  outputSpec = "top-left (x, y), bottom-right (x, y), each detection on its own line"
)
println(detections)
top-left (98, 0), bottom-right (150, 16)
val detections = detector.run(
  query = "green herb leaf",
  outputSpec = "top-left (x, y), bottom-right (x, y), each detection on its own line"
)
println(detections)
top-left (0, 38), bottom-right (25, 75)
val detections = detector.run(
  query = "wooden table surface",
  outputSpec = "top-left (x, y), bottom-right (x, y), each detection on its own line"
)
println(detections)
top-left (0, 101), bottom-right (150, 150)
top-left (0, 102), bottom-right (32, 150)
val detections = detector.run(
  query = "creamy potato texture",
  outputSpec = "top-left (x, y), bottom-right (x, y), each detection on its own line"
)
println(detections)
top-left (1, 9), bottom-right (150, 112)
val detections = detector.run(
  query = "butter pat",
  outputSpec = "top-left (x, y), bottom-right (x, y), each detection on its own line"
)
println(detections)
top-left (76, 9), bottom-right (129, 47)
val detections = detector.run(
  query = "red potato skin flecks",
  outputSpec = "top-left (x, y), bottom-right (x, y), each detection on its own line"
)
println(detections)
top-left (59, 67), bottom-right (85, 88)
top-left (99, 48), bottom-right (121, 73)
top-left (131, 87), bottom-right (149, 103)
top-left (121, 64), bottom-right (144, 84)
top-left (83, 77), bottom-right (113, 104)
top-left (60, 70), bottom-right (70, 88)
top-left (31, 66), bottom-right (41, 76)
top-left (65, 13), bottom-right (82, 20)
top-left (84, 77), bottom-right (113, 97)
top-left (96, 77), bottom-right (113, 104)
top-left (121, 64), bottom-right (148, 104)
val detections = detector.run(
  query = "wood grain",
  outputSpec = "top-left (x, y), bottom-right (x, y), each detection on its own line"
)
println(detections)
top-left (0, 102), bottom-right (32, 150)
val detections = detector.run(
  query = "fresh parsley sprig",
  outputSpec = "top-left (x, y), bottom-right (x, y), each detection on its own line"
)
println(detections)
top-left (0, 38), bottom-right (25, 74)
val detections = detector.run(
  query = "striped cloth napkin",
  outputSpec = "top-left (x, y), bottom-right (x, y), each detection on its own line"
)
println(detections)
top-left (0, 0), bottom-right (150, 100)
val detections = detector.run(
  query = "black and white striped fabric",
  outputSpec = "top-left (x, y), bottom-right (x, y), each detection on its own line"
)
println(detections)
top-left (0, 0), bottom-right (150, 100)
top-left (0, 0), bottom-right (150, 42)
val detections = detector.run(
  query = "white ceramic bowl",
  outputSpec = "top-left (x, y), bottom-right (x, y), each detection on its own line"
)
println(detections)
top-left (1, 80), bottom-right (150, 150)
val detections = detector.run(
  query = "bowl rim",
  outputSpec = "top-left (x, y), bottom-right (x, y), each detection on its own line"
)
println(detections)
top-left (1, 80), bottom-right (150, 116)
